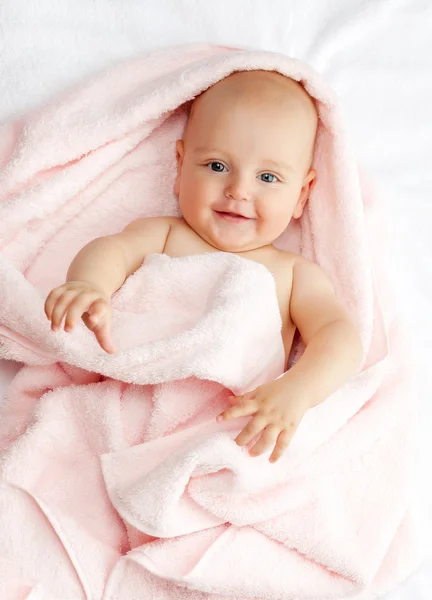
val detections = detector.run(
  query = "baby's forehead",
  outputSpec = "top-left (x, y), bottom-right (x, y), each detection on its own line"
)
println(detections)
top-left (184, 70), bottom-right (318, 167)
top-left (207, 69), bottom-right (304, 95)
top-left (188, 70), bottom-right (317, 125)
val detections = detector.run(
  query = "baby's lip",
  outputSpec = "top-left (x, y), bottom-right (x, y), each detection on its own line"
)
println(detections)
top-left (213, 209), bottom-right (255, 219)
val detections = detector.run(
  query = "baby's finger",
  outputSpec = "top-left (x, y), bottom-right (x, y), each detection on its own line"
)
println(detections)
top-left (234, 414), bottom-right (268, 447)
top-left (50, 290), bottom-right (80, 331)
top-left (44, 287), bottom-right (66, 320)
top-left (65, 294), bottom-right (106, 332)
top-left (269, 430), bottom-right (293, 463)
top-left (249, 424), bottom-right (281, 457)
top-left (217, 399), bottom-right (258, 422)
top-left (228, 390), bottom-right (256, 404)
top-left (86, 299), bottom-right (110, 323)
top-left (93, 321), bottom-right (116, 354)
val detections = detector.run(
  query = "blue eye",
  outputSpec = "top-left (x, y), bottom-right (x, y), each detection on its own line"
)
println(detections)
top-left (260, 173), bottom-right (278, 183)
top-left (208, 161), bottom-right (227, 172)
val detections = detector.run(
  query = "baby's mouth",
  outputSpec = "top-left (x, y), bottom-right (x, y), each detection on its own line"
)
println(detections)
top-left (214, 210), bottom-right (251, 221)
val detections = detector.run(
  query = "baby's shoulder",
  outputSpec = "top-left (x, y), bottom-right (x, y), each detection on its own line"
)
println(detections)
top-left (116, 215), bottom-right (185, 259)
top-left (274, 249), bottom-right (324, 271)
top-left (267, 247), bottom-right (302, 272)
top-left (124, 215), bottom-right (183, 232)
top-left (266, 250), bottom-right (327, 288)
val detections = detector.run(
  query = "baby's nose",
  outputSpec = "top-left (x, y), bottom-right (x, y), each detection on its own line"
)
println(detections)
top-left (224, 176), bottom-right (251, 202)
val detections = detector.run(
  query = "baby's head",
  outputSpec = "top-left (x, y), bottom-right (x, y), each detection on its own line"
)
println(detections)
top-left (175, 69), bottom-right (318, 253)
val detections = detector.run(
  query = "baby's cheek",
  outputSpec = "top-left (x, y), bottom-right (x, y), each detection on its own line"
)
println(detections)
top-left (257, 200), bottom-right (288, 224)
top-left (197, 179), bottom-right (224, 207)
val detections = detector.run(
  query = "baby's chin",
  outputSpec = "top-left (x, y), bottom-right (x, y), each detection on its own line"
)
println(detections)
top-left (202, 228), bottom-right (272, 254)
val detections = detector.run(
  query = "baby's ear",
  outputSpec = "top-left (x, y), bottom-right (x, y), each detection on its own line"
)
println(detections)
top-left (175, 139), bottom-right (184, 163)
top-left (174, 139), bottom-right (184, 196)
top-left (293, 168), bottom-right (317, 219)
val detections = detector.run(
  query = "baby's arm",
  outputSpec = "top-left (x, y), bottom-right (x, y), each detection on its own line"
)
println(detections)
top-left (217, 257), bottom-right (364, 463)
top-left (67, 217), bottom-right (173, 297)
top-left (286, 258), bottom-right (364, 407)
top-left (44, 216), bottom-right (174, 352)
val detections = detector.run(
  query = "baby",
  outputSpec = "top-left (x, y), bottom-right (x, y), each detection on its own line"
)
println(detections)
top-left (44, 70), bottom-right (363, 462)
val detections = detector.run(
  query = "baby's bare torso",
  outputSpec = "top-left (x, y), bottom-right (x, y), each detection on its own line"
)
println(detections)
top-left (163, 218), bottom-right (298, 368)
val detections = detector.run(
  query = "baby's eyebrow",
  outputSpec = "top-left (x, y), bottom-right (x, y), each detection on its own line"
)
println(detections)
top-left (263, 159), bottom-right (294, 174)
top-left (194, 146), bottom-right (220, 154)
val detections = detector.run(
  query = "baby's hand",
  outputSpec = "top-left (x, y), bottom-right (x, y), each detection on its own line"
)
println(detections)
top-left (44, 281), bottom-right (116, 354)
top-left (217, 377), bottom-right (310, 463)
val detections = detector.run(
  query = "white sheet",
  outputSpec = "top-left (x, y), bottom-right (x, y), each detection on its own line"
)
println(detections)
top-left (0, 1), bottom-right (431, 597)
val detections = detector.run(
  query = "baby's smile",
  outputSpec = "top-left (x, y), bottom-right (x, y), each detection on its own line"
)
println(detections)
top-left (213, 209), bottom-right (256, 228)
top-left (213, 208), bottom-right (256, 222)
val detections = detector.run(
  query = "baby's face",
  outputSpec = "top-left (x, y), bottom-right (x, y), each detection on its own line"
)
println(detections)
top-left (175, 71), bottom-right (318, 253)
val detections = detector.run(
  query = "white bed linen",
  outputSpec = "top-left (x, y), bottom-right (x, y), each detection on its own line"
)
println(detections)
top-left (0, 1), bottom-right (431, 597)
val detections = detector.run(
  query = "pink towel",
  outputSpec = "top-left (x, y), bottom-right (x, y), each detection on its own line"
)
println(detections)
top-left (0, 43), bottom-right (422, 600)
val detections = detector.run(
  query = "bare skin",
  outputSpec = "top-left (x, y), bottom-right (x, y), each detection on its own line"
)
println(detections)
top-left (45, 70), bottom-right (362, 463)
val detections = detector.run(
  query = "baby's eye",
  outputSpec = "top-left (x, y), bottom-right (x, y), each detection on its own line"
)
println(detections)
top-left (259, 173), bottom-right (279, 183)
top-left (208, 161), bottom-right (227, 172)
